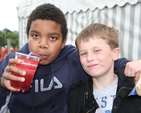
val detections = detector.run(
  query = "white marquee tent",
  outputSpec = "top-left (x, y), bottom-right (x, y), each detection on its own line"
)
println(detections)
top-left (17, 0), bottom-right (141, 60)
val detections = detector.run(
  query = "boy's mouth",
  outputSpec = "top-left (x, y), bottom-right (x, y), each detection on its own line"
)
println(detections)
top-left (38, 54), bottom-right (47, 59)
top-left (30, 52), bottom-right (47, 59)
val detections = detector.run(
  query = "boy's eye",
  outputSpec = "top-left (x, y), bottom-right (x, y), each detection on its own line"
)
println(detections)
top-left (80, 52), bottom-right (87, 56)
top-left (32, 34), bottom-right (39, 39)
top-left (94, 50), bottom-right (101, 53)
top-left (50, 36), bottom-right (57, 41)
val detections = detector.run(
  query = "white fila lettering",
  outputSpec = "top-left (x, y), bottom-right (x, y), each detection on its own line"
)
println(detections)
top-left (35, 77), bottom-right (63, 93)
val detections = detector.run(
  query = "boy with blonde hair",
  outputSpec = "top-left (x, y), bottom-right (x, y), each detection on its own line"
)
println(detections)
top-left (67, 23), bottom-right (141, 113)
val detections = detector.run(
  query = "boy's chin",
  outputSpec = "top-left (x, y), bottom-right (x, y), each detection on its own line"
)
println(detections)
top-left (39, 59), bottom-right (50, 65)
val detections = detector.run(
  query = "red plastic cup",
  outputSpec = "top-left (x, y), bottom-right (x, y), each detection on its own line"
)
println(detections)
top-left (11, 52), bottom-right (40, 90)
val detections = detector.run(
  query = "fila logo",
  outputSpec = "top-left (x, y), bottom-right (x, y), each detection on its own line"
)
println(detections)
top-left (34, 77), bottom-right (63, 93)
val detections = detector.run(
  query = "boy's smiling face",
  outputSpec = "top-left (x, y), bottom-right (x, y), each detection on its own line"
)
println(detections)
top-left (78, 37), bottom-right (119, 78)
top-left (28, 19), bottom-right (66, 65)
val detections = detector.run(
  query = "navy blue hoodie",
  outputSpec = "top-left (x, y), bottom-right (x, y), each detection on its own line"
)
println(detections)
top-left (0, 43), bottom-right (129, 113)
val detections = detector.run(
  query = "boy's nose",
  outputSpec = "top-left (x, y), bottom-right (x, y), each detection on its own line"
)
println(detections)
top-left (87, 52), bottom-right (95, 62)
top-left (38, 38), bottom-right (48, 49)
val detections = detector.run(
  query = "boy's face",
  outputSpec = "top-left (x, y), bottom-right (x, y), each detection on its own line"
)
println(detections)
top-left (78, 37), bottom-right (119, 78)
top-left (28, 19), bottom-right (66, 65)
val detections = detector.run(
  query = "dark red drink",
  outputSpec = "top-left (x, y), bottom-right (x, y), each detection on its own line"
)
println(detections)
top-left (11, 52), bottom-right (40, 90)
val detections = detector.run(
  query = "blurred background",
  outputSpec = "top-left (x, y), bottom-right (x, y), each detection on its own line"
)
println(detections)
top-left (0, 0), bottom-right (141, 61)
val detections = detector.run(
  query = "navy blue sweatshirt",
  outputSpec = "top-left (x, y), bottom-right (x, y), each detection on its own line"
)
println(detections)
top-left (0, 43), bottom-right (129, 113)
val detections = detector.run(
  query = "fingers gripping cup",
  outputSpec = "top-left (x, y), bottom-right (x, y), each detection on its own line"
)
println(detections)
top-left (11, 52), bottom-right (40, 90)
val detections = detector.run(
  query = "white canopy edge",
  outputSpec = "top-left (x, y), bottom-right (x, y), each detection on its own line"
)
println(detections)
top-left (17, 0), bottom-right (140, 17)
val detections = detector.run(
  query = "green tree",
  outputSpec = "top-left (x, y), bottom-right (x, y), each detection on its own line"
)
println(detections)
top-left (0, 28), bottom-right (19, 47)
top-left (0, 30), bottom-right (6, 47)
top-left (6, 30), bottom-right (19, 47)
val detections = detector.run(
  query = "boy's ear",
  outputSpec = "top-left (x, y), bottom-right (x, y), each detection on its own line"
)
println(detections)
top-left (61, 38), bottom-right (67, 49)
top-left (113, 47), bottom-right (120, 61)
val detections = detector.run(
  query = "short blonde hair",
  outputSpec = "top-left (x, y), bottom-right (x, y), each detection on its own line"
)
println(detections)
top-left (75, 23), bottom-right (119, 50)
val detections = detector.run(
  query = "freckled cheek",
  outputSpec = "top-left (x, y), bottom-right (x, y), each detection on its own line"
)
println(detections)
top-left (80, 58), bottom-right (86, 67)
top-left (99, 53), bottom-right (110, 60)
top-left (100, 54), bottom-right (113, 66)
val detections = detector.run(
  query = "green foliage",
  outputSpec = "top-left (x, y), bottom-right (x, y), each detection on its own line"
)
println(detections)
top-left (0, 28), bottom-right (19, 47)
top-left (0, 31), bottom-right (6, 46)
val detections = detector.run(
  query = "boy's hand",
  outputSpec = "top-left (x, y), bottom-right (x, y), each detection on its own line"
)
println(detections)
top-left (1, 58), bottom-right (26, 91)
top-left (124, 60), bottom-right (141, 77)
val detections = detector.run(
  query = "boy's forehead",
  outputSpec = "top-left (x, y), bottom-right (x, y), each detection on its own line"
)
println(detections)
top-left (78, 37), bottom-right (108, 47)
top-left (31, 19), bottom-right (61, 26)
top-left (30, 19), bottom-right (62, 32)
top-left (79, 35), bottom-right (102, 43)
top-left (27, 19), bottom-right (64, 40)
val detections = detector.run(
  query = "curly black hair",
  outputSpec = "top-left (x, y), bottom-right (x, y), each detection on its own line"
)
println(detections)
top-left (26, 3), bottom-right (68, 41)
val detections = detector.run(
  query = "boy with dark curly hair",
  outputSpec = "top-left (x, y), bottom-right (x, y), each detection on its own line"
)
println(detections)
top-left (0, 3), bottom-right (138, 113)
top-left (0, 3), bottom-right (87, 113)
